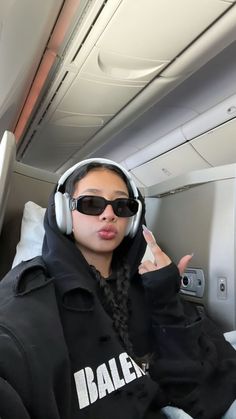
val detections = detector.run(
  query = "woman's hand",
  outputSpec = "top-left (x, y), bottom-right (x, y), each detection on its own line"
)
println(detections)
top-left (138, 225), bottom-right (193, 276)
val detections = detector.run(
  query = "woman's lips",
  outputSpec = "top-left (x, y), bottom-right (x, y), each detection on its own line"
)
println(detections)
top-left (98, 226), bottom-right (117, 240)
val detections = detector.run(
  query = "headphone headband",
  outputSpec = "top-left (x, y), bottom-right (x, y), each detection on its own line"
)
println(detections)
top-left (57, 158), bottom-right (139, 198)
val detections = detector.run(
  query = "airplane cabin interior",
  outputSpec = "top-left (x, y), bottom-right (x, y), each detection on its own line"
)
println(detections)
top-left (1, 0), bottom-right (236, 334)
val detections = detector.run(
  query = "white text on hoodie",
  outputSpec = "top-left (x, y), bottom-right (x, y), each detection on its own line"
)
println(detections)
top-left (74, 352), bottom-right (145, 409)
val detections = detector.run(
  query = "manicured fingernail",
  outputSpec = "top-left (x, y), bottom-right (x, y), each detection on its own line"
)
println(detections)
top-left (142, 224), bottom-right (150, 232)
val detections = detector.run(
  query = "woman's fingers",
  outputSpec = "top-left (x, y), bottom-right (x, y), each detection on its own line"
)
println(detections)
top-left (141, 225), bottom-right (171, 269)
top-left (177, 254), bottom-right (193, 276)
top-left (141, 225), bottom-right (193, 276)
top-left (138, 259), bottom-right (157, 274)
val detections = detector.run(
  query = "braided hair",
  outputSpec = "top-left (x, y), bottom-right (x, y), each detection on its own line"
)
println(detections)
top-left (90, 262), bottom-right (134, 357)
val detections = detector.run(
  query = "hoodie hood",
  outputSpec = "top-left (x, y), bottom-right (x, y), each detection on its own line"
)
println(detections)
top-left (42, 186), bottom-right (147, 285)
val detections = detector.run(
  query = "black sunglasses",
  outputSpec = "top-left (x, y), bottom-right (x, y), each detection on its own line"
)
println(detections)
top-left (70, 195), bottom-right (139, 217)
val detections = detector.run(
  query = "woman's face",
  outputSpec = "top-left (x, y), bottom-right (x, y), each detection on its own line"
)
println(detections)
top-left (71, 168), bottom-right (130, 261)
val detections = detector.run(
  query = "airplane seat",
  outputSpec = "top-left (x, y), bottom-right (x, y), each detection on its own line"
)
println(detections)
top-left (0, 131), bottom-right (16, 234)
top-left (0, 160), bottom-right (56, 280)
top-left (0, 209), bottom-right (22, 279)
top-left (0, 131), bottom-right (16, 278)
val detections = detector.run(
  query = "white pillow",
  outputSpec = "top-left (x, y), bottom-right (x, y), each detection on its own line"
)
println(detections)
top-left (12, 201), bottom-right (46, 268)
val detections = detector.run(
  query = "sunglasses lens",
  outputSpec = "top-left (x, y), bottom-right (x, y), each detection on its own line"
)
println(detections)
top-left (77, 196), bottom-right (105, 215)
top-left (114, 199), bottom-right (139, 217)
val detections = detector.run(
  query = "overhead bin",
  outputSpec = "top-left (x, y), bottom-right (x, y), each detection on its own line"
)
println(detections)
top-left (17, 0), bottom-right (236, 172)
top-left (57, 0), bottom-right (235, 112)
top-left (128, 116), bottom-right (236, 188)
top-left (123, 127), bottom-right (186, 171)
top-left (182, 93), bottom-right (236, 140)
top-left (58, 76), bottom-right (144, 115)
top-left (80, 0), bottom-right (232, 69)
top-left (130, 143), bottom-right (210, 187)
top-left (20, 118), bottom-right (110, 172)
top-left (190, 117), bottom-right (236, 166)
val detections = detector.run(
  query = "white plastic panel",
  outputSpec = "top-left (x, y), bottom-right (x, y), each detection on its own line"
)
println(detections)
top-left (0, 0), bottom-right (63, 137)
top-left (182, 94), bottom-right (236, 140)
top-left (16, 0), bottom-right (236, 173)
top-left (21, 123), bottom-right (103, 172)
top-left (96, 0), bottom-right (230, 62)
top-left (75, 0), bottom-right (232, 85)
top-left (59, 76), bottom-right (144, 115)
top-left (190, 117), bottom-right (236, 166)
top-left (61, 75), bottom-right (186, 167)
top-left (162, 3), bottom-right (236, 78)
top-left (124, 127), bottom-right (186, 170)
top-left (79, 47), bottom-right (167, 83)
top-left (51, 110), bottom-right (111, 128)
top-left (164, 42), bottom-right (236, 115)
top-left (57, 0), bottom-right (234, 121)
top-left (130, 143), bottom-right (210, 187)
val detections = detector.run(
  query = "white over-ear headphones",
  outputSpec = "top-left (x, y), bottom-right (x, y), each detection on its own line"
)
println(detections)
top-left (54, 158), bottom-right (143, 237)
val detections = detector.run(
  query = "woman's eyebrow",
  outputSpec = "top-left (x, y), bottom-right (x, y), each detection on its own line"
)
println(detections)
top-left (80, 188), bottom-right (129, 197)
top-left (113, 190), bottom-right (129, 197)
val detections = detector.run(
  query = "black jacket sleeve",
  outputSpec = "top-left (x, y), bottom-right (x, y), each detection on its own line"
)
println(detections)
top-left (0, 378), bottom-right (31, 419)
top-left (0, 328), bottom-right (31, 419)
top-left (142, 262), bottom-right (206, 370)
top-left (141, 263), bottom-right (236, 419)
top-left (142, 262), bottom-right (188, 326)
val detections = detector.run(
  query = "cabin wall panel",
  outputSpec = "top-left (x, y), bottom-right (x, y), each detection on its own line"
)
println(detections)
top-left (144, 166), bottom-right (236, 331)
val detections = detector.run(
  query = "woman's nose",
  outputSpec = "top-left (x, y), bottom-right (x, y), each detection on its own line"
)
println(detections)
top-left (99, 204), bottom-right (116, 221)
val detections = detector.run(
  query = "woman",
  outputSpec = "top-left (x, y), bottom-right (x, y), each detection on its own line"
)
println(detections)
top-left (0, 157), bottom-right (235, 419)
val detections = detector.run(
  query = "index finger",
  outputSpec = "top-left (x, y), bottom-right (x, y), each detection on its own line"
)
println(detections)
top-left (142, 225), bottom-right (172, 268)
top-left (142, 224), bottom-right (157, 248)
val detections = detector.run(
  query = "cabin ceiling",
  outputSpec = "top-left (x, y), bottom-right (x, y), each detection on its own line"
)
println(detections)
top-left (1, 0), bottom-right (236, 184)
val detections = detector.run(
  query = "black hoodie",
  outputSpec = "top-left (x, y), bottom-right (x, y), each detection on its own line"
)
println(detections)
top-left (0, 191), bottom-right (236, 419)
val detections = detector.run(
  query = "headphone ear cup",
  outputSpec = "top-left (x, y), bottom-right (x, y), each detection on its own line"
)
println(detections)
top-left (125, 200), bottom-right (142, 238)
top-left (54, 192), bottom-right (72, 234)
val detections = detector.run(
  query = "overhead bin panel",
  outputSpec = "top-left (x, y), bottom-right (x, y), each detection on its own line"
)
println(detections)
top-left (51, 110), bottom-right (109, 128)
top-left (130, 143), bottom-right (210, 187)
top-left (21, 117), bottom-right (111, 172)
top-left (59, 76), bottom-right (144, 115)
top-left (190, 117), bottom-right (236, 166)
top-left (57, 0), bottom-right (232, 115)
top-left (18, 0), bottom-right (235, 172)
top-left (93, 0), bottom-right (230, 62)
top-left (80, 49), bottom-right (167, 84)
